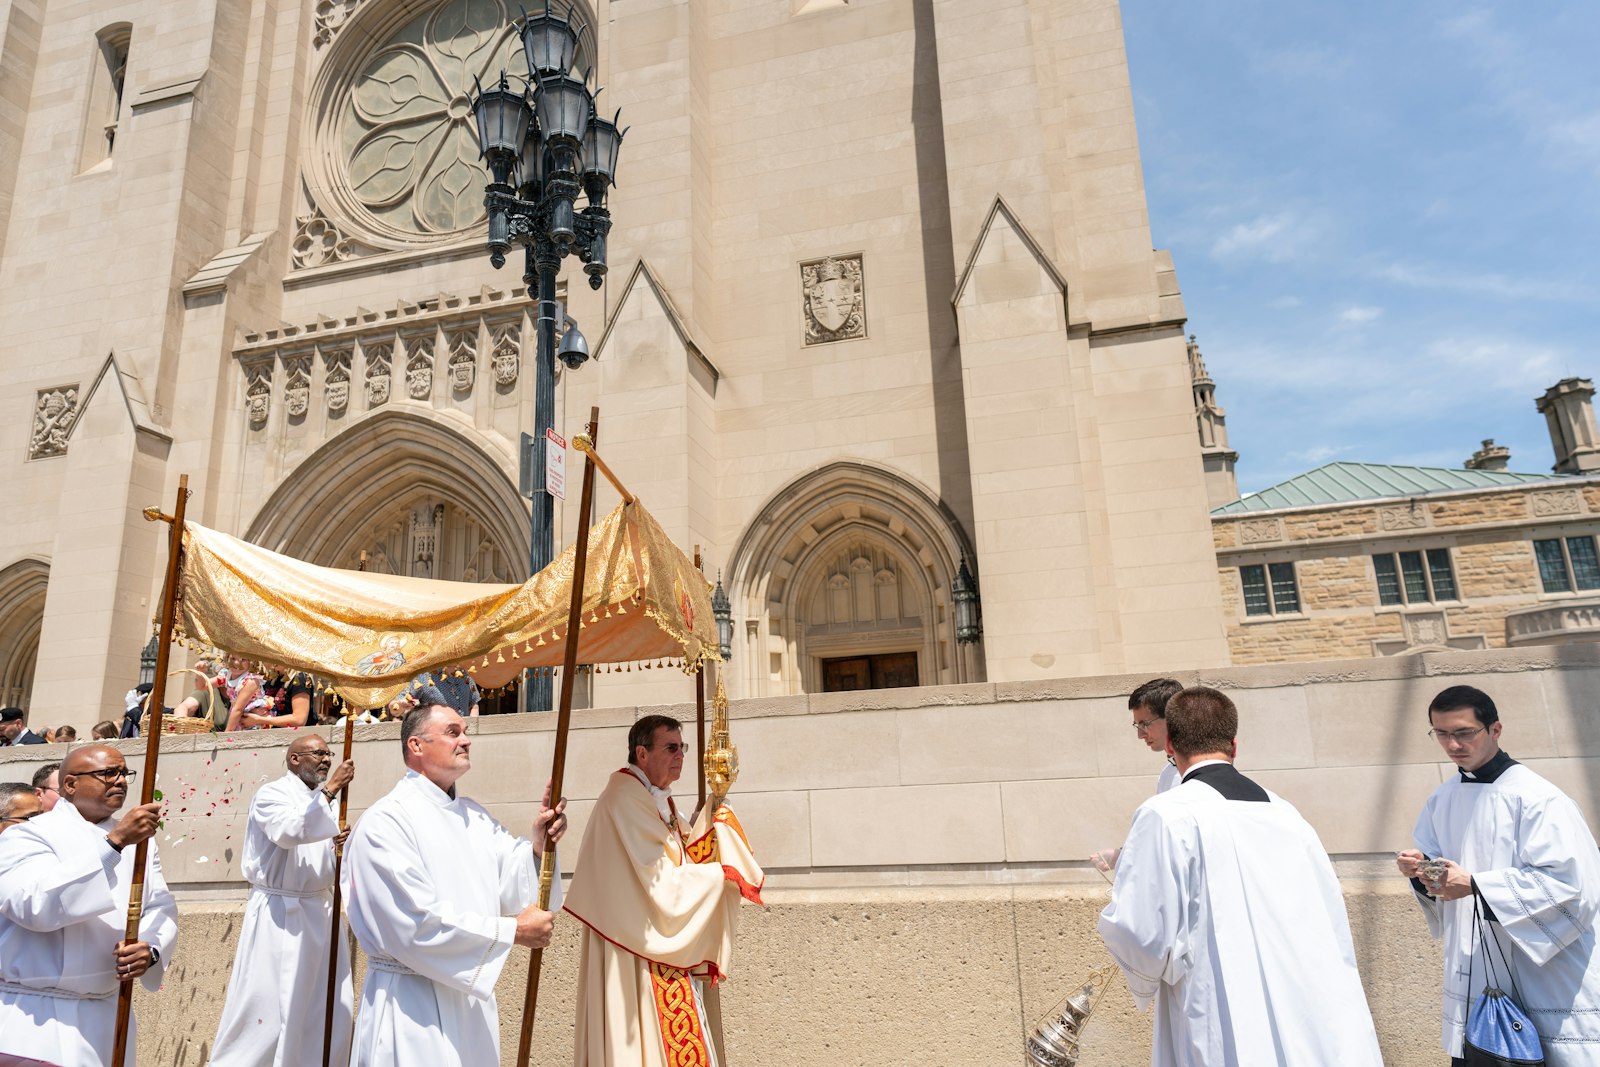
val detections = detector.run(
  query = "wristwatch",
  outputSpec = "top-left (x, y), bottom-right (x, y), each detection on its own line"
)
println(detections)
top-left (148, 946), bottom-right (160, 967)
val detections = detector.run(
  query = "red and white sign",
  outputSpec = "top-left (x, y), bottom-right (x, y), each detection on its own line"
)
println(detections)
top-left (545, 428), bottom-right (566, 500)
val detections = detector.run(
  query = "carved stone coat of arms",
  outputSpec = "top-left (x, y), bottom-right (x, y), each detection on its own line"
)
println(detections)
top-left (801, 253), bottom-right (866, 346)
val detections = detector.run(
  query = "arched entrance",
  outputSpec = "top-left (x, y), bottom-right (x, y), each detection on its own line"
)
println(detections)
top-left (725, 461), bottom-right (981, 697)
top-left (245, 410), bottom-right (529, 711)
top-left (0, 558), bottom-right (49, 709)
top-left (245, 409), bottom-right (529, 580)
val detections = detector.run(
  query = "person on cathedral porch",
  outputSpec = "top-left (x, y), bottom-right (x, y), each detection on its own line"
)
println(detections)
top-left (340, 690), bottom-right (566, 1067)
top-left (563, 714), bottom-right (765, 1067)
top-left (0, 706), bottom-right (47, 745)
top-left (1398, 684), bottom-right (1600, 1066)
top-left (1099, 686), bottom-right (1383, 1066)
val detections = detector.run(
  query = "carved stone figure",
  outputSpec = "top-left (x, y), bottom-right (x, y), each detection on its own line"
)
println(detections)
top-left (491, 322), bottom-right (520, 386)
top-left (407, 348), bottom-right (433, 400)
top-left (327, 372), bottom-right (350, 414)
top-left (29, 386), bottom-right (80, 459)
top-left (801, 253), bottom-right (866, 345)
top-left (447, 328), bottom-right (477, 393)
top-left (364, 341), bottom-right (392, 407)
top-left (323, 347), bottom-right (353, 414)
top-left (286, 378), bottom-right (310, 417)
top-left (247, 382), bottom-right (270, 427)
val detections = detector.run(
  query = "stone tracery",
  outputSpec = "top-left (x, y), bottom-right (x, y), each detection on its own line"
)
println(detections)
top-left (303, 0), bottom-right (597, 258)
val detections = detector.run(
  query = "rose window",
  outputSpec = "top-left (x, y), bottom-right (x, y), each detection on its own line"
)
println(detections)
top-left (307, 0), bottom-right (594, 249)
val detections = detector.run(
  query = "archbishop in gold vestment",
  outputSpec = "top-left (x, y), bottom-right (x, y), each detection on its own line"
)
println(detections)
top-left (563, 768), bottom-right (763, 1067)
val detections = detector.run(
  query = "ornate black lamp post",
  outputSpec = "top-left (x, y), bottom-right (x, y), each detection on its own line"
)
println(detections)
top-left (470, 5), bottom-right (624, 712)
top-left (711, 574), bottom-right (733, 662)
top-left (953, 557), bottom-right (983, 645)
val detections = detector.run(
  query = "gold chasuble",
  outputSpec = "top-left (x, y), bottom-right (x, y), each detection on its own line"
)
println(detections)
top-left (563, 769), bottom-right (764, 1067)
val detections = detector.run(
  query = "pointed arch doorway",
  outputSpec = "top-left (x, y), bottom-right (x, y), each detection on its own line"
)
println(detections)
top-left (0, 558), bottom-right (49, 710)
top-left (725, 461), bottom-right (983, 698)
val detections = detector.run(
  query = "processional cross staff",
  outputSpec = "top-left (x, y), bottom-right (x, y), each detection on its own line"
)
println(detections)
top-left (111, 473), bottom-right (191, 1065)
top-left (321, 548), bottom-right (365, 1067)
top-left (514, 406), bottom-right (605, 1067)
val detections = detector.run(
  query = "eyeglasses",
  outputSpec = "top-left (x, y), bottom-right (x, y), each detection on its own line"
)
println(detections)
top-left (1427, 727), bottom-right (1488, 745)
top-left (68, 768), bottom-right (136, 784)
top-left (1, 810), bottom-right (41, 825)
top-left (293, 750), bottom-right (333, 761)
top-left (1132, 718), bottom-right (1160, 734)
top-left (653, 743), bottom-right (689, 755)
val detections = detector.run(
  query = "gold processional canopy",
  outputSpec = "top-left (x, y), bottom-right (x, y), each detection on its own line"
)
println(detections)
top-left (174, 501), bottom-right (720, 709)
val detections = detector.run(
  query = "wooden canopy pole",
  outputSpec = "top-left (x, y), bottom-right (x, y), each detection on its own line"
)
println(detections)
top-left (320, 549), bottom-right (365, 1067)
top-left (111, 474), bottom-right (189, 1066)
top-left (515, 406), bottom-right (601, 1067)
top-left (695, 546), bottom-right (707, 810)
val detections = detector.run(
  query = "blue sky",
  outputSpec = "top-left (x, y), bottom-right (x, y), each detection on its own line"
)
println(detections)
top-left (1120, 3), bottom-right (1600, 495)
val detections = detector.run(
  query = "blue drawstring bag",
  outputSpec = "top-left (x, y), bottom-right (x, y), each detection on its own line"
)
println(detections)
top-left (1463, 888), bottom-right (1544, 1066)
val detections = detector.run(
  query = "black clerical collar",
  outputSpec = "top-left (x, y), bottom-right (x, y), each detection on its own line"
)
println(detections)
top-left (1182, 761), bottom-right (1269, 802)
top-left (1460, 749), bottom-right (1517, 784)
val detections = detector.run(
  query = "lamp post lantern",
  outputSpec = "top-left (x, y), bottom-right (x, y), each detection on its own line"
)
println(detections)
top-left (953, 557), bottom-right (983, 645)
top-left (470, 4), bottom-right (624, 713)
top-left (711, 574), bottom-right (733, 662)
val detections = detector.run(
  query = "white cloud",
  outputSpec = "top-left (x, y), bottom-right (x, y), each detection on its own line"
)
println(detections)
top-left (1339, 306), bottom-right (1382, 324)
top-left (1288, 444), bottom-right (1354, 465)
top-left (1440, 9), bottom-right (1600, 176)
top-left (1375, 261), bottom-right (1590, 303)
top-left (1211, 212), bottom-right (1298, 260)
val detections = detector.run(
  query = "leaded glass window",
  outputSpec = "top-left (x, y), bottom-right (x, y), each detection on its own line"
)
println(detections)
top-left (1426, 549), bottom-right (1457, 601)
top-left (1535, 539), bottom-right (1571, 592)
top-left (1239, 563), bottom-right (1299, 616)
top-left (1568, 536), bottom-right (1600, 590)
top-left (1372, 548), bottom-right (1458, 605)
top-left (1241, 565), bottom-right (1270, 616)
top-left (1535, 536), bottom-right (1600, 593)
top-left (1268, 563), bottom-right (1300, 614)
top-left (1399, 551), bottom-right (1429, 603)
top-left (1373, 553), bottom-right (1401, 606)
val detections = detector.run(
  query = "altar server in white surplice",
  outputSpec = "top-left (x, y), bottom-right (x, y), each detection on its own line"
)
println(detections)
top-left (0, 743), bottom-right (176, 1067)
top-left (342, 691), bottom-right (567, 1067)
top-left (1099, 687), bottom-right (1383, 1067)
top-left (210, 732), bottom-right (356, 1066)
top-left (1399, 684), bottom-right (1600, 1067)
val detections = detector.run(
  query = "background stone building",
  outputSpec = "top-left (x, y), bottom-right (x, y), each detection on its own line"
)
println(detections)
top-left (0, 0), bottom-right (1232, 726)
top-left (1211, 377), bottom-right (1600, 663)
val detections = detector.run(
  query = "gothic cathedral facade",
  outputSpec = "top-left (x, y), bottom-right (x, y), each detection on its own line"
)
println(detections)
top-left (0, 0), bottom-right (1231, 724)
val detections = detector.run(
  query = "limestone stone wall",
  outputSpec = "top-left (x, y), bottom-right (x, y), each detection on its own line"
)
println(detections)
top-left (1215, 480), bottom-right (1600, 662)
top-left (4, 646), bottom-right (1597, 1064)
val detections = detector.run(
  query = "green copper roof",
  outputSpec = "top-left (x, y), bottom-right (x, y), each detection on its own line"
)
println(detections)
top-left (1213, 462), bottom-right (1565, 515)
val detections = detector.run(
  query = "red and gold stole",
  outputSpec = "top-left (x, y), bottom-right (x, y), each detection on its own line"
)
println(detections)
top-left (648, 960), bottom-right (712, 1066)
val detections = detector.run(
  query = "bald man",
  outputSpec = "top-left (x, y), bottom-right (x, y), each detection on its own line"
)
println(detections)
top-left (0, 782), bottom-right (42, 833)
top-left (210, 732), bottom-right (356, 1067)
top-left (0, 744), bottom-right (176, 1066)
